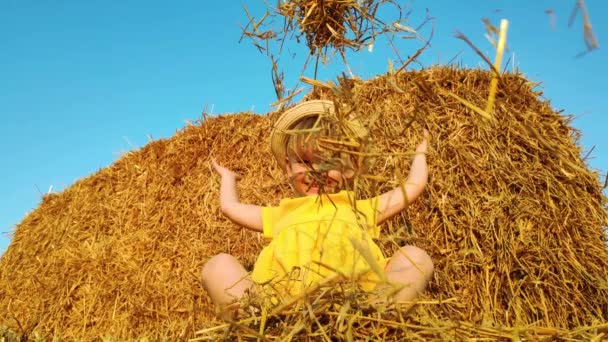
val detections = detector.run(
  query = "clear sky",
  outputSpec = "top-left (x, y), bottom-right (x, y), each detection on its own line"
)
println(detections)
top-left (1, 1), bottom-right (606, 255)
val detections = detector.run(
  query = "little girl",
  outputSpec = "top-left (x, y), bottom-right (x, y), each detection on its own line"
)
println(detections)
top-left (202, 100), bottom-right (433, 312)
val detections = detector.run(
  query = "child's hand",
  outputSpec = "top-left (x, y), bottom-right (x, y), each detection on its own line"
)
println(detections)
top-left (211, 158), bottom-right (238, 180)
top-left (415, 129), bottom-right (429, 154)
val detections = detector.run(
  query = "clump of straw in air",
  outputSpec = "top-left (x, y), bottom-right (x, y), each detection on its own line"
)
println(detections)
top-left (241, 0), bottom-right (430, 104)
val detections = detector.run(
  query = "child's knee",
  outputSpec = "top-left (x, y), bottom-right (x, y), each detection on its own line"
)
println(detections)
top-left (391, 245), bottom-right (434, 278)
top-left (201, 253), bottom-right (235, 283)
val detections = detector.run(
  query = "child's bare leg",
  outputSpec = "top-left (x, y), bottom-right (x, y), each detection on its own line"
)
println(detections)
top-left (384, 245), bottom-right (434, 303)
top-left (369, 245), bottom-right (433, 306)
top-left (201, 253), bottom-right (253, 312)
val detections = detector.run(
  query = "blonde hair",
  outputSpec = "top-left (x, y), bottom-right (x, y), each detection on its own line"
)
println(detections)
top-left (284, 115), bottom-right (358, 179)
top-left (285, 116), bottom-right (322, 163)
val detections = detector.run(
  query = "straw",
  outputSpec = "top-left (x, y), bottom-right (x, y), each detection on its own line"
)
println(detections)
top-left (1, 68), bottom-right (606, 341)
top-left (485, 19), bottom-right (508, 115)
top-left (569, 0), bottom-right (600, 55)
top-left (240, 0), bottom-right (429, 105)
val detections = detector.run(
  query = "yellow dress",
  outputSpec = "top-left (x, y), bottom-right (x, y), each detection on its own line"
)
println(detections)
top-left (250, 191), bottom-right (387, 296)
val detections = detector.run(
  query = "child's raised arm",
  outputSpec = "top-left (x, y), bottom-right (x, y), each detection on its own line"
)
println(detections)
top-left (375, 130), bottom-right (429, 225)
top-left (211, 158), bottom-right (263, 232)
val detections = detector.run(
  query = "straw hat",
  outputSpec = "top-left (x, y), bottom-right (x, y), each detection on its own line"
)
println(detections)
top-left (270, 100), bottom-right (367, 171)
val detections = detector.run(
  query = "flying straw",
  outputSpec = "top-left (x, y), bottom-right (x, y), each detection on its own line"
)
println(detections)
top-left (485, 19), bottom-right (508, 114)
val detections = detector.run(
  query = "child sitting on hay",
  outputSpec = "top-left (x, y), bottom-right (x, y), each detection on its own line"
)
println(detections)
top-left (202, 100), bottom-right (433, 315)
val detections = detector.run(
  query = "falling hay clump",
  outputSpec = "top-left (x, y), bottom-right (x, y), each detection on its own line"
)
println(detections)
top-left (1, 67), bottom-right (607, 340)
top-left (278, 0), bottom-right (377, 54)
top-left (242, 0), bottom-right (418, 71)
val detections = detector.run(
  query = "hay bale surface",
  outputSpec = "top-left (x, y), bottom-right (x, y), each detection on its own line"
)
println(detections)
top-left (1, 67), bottom-right (607, 340)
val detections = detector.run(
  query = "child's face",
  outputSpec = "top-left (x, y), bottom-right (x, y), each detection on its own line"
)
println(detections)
top-left (286, 147), bottom-right (350, 196)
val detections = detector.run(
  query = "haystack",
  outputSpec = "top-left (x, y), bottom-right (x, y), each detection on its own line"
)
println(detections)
top-left (1, 67), bottom-right (607, 341)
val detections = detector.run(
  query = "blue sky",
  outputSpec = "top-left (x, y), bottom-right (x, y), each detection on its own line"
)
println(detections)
top-left (1, 1), bottom-right (606, 255)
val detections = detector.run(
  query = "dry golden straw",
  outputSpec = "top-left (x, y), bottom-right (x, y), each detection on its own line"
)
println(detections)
top-left (485, 19), bottom-right (508, 115)
top-left (240, 0), bottom-right (429, 105)
top-left (0, 67), bottom-right (606, 340)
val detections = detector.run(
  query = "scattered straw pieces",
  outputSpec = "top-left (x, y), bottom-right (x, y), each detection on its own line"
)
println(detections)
top-left (0, 68), bottom-right (606, 340)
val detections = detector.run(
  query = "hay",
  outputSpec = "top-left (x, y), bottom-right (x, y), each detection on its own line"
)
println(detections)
top-left (241, 0), bottom-right (425, 96)
top-left (569, 0), bottom-right (600, 56)
top-left (1, 67), bottom-right (607, 340)
top-left (191, 287), bottom-right (608, 341)
top-left (243, 0), bottom-right (413, 56)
